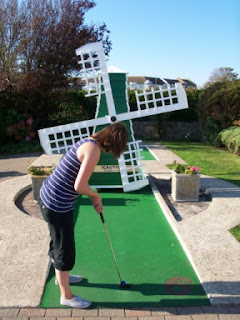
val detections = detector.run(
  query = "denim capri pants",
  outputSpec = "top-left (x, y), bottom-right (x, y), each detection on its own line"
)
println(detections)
top-left (39, 199), bottom-right (75, 271)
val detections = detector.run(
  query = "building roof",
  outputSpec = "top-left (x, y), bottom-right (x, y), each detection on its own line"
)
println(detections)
top-left (128, 76), bottom-right (147, 84)
top-left (128, 76), bottom-right (166, 86)
top-left (181, 79), bottom-right (196, 87)
top-left (177, 78), bottom-right (196, 87)
top-left (145, 77), bottom-right (166, 86)
top-left (163, 78), bottom-right (180, 85)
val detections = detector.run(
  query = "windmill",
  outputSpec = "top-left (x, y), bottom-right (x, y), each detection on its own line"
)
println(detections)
top-left (38, 42), bottom-right (188, 192)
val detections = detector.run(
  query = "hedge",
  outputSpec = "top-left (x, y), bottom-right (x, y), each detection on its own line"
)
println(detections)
top-left (218, 126), bottom-right (240, 155)
top-left (198, 80), bottom-right (240, 131)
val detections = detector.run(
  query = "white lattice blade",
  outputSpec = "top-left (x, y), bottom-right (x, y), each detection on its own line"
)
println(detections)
top-left (76, 41), bottom-right (117, 119)
top-left (118, 140), bottom-right (149, 192)
top-left (38, 116), bottom-right (111, 154)
top-left (133, 82), bottom-right (188, 118)
top-left (117, 103), bottom-right (185, 122)
top-left (76, 42), bottom-right (105, 97)
top-left (122, 179), bottom-right (149, 192)
top-left (75, 42), bottom-right (104, 55)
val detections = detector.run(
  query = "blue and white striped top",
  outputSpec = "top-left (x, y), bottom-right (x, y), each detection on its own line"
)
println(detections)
top-left (40, 138), bottom-right (97, 213)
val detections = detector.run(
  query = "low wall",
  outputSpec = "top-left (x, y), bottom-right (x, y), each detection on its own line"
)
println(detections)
top-left (133, 120), bottom-right (202, 141)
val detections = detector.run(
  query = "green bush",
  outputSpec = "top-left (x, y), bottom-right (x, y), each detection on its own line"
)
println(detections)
top-left (0, 90), bottom-right (97, 137)
top-left (0, 109), bottom-right (5, 145)
top-left (218, 126), bottom-right (240, 155)
top-left (203, 116), bottom-right (221, 146)
top-left (48, 91), bottom-right (96, 126)
top-left (198, 80), bottom-right (240, 131)
top-left (128, 89), bottom-right (138, 112)
top-left (167, 88), bottom-right (202, 122)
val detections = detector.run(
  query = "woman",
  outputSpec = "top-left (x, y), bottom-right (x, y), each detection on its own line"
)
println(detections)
top-left (39, 122), bottom-right (128, 308)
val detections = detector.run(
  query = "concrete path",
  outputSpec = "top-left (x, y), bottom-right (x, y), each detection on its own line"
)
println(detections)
top-left (0, 152), bottom-right (42, 183)
top-left (0, 145), bottom-right (240, 318)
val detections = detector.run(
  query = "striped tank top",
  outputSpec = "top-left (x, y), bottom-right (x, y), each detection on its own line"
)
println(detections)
top-left (40, 138), bottom-right (97, 213)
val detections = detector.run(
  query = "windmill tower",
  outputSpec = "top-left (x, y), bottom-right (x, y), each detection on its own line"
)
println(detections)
top-left (89, 67), bottom-right (138, 189)
top-left (38, 42), bottom-right (188, 192)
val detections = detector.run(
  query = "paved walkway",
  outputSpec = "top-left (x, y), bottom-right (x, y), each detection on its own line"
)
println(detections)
top-left (0, 145), bottom-right (240, 319)
top-left (0, 152), bottom-right (42, 183)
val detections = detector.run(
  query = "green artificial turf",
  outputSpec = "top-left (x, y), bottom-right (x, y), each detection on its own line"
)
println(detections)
top-left (140, 146), bottom-right (156, 160)
top-left (40, 186), bottom-right (209, 308)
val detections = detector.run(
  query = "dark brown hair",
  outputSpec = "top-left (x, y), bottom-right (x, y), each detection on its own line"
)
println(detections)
top-left (92, 122), bottom-right (128, 158)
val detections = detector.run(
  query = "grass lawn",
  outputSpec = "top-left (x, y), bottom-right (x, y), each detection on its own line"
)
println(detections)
top-left (161, 141), bottom-right (240, 188)
top-left (230, 225), bottom-right (240, 242)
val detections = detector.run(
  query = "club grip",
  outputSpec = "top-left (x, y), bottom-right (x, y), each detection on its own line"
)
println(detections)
top-left (100, 212), bottom-right (105, 223)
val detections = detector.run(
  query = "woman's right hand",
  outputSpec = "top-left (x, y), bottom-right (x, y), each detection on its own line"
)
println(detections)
top-left (89, 193), bottom-right (103, 214)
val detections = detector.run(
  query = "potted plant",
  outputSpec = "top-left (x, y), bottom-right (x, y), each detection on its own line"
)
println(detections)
top-left (171, 160), bottom-right (200, 202)
top-left (28, 165), bottom-right (55, 201)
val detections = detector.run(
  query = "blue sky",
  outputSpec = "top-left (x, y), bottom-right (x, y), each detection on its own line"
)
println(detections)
top-left (85, 0), bottom-right (240, 87)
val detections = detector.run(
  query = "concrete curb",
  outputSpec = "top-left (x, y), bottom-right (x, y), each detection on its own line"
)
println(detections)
top-left (0, 176), bottom-right (50, 307)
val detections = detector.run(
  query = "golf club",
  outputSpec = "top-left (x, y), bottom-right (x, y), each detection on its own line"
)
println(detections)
top-left (99, 212), bottom-right (131, 289)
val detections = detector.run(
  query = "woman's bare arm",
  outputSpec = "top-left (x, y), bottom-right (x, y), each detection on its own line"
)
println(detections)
top-left (74, 142), bottom-right (102, 213)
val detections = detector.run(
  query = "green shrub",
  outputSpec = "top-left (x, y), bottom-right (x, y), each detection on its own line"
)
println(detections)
top-left (203, 116), bottom-right (221, 146)
top-left (0, 90), bottom-right (97, 136)
top-left (198, 80), bottom-right (240, 131)
top-left (167, 88), bottom-right (203, 122)
top-left (0, 108), bottom-right (5, 145)
top-left (47, 90), bottom-right (97, 127)
top-left (128, 89), bottom-right (138, 112)
top-left (0, 140), bottom-right (43, 154)
top-left (218, 126), bottom-right (240, 155)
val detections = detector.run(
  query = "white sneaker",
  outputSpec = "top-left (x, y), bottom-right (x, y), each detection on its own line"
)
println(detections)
top-left (55, 274), bottom-right (83, 285)
top-left (60, 295), bottom-right (91, 308)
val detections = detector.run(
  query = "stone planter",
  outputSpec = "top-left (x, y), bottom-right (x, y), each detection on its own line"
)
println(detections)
top-left (31, 175), bottom-right (47, 201)
top-left (171, 171), bottom-right (200, 202)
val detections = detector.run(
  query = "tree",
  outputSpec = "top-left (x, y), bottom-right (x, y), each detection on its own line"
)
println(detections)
top-left (0, 0), bottom-right (22, 91)
top-left (0, 0), bottom-right (111, 92)
top-left (198, 80), bottom-right (240, 139)
top-left (204, 67), bottom-right (238, 88)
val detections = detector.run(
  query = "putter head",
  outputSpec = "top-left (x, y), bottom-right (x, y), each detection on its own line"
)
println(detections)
top-left (120, 280), bottom-right (131, 289)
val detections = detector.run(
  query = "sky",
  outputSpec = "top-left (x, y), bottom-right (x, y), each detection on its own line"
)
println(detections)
top-left (85, 0), bottom-right (240, 87)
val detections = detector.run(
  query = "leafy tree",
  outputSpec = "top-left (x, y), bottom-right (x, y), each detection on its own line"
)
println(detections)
top-left (0, 0), bottom-right (22, 91)
top-left (0, 0), bottom-right (111, 92)
top-left (205, 67), bottom-right (238, 88)
top-left (198, 80), bottom-right (240, 136)
top-left (0, 0), bottom-right (111, 134)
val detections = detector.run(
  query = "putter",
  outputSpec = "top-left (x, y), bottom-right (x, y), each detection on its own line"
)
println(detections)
top-left (99, 212), bottom-right (131, 289)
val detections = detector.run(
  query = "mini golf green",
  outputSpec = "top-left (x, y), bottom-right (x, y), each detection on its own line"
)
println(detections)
top-left (140, 146), bottom-right (156, 160)
top-left (40, 186), bottom-right (210, 308)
